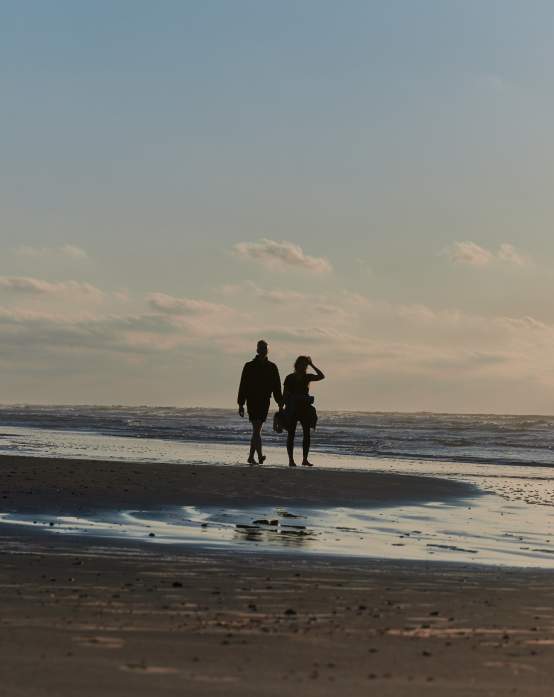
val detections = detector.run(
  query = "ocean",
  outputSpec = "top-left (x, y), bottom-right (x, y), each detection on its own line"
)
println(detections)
top-left (0, 404), bottom-right (553, 468)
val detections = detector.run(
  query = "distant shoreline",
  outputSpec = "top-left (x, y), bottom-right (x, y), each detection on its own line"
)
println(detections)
top-left (2, 401), bottom-right (554, 417)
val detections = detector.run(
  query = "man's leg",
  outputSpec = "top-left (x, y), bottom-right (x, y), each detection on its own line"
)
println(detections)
top-left (253, 420), bottom-right (263, 463)
top-left (248, 420), bottom-right (263, 464)
top-left (248, 421), bottom-right (256, 463)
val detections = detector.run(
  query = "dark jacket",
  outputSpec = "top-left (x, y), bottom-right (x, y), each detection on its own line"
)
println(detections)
top-left (238, 357), bottom-right (283, 407)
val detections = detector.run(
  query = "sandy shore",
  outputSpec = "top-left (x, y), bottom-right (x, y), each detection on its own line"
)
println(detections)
top-left (1, 455), bottom-right (554, 695)
top-left (0, 531), bottom-right (553, 696)
top-left (0, 454), bottom-right (475, 513)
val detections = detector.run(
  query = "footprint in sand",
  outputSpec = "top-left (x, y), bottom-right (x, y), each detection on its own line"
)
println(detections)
top-left (188, 675), bottom-right (239, 683)
top-left (74, 636), bottom-right (125, 649)
top-left (121, 663), bottom-right (180, 674)
top-left (483, 661), bottom-right (537, 674)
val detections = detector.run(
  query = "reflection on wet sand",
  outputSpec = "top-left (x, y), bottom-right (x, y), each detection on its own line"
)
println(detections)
top-left (234, 525), bottom-right (313, 547)
top-left (1, 488), bottom-right (554, 568)
top-left (234, 511), bottom-right (313, 547)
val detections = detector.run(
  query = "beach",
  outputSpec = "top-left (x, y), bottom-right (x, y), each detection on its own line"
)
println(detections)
top-left (2, 523), bottom-right (554, 696)
top-left (0, 454), bottom-right (474, 512)
top-left (1, 453), bottom-right (554, 695)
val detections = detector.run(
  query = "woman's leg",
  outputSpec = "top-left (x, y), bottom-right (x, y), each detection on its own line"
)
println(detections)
top-left (287, 418), bottom-right (298, 466)
top-left (301, 421), bottom-right (312, 465)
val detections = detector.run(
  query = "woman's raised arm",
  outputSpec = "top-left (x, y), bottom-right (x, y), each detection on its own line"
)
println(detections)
top-left (307, 357), bottom-right (325, 381)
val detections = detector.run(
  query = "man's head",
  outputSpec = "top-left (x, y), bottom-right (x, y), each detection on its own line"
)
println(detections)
top-left (256, 339), bottom-right (269, 358)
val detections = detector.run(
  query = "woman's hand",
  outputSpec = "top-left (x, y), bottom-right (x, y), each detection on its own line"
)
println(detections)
top-left (309, 359), bottom-right (325, 381)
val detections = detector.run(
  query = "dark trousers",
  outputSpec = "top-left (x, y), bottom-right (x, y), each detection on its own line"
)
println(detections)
top-left (286, 414), bottom-right (311, 460)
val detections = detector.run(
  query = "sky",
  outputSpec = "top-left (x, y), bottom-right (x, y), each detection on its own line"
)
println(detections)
top-left (2, 1), bottom-right (554, 413)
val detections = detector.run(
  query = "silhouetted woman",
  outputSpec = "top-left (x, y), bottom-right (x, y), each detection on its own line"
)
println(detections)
top-left (283, 356), bottom-right (325, 467)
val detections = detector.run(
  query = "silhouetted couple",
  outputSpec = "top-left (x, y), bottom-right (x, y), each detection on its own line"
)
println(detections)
top-left (237, 340), bottom-right (325, 467)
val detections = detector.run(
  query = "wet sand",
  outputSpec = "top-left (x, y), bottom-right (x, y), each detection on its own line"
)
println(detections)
top-left (2, 455), bottom-right (554, 695)
top-left (1, 532), bottom-right (554, 696)
top-left (0, 454), bottom-right (475, 513)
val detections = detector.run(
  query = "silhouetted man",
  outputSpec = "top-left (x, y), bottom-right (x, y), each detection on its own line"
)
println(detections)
top-left (238, 340), bottom-right (283, 465)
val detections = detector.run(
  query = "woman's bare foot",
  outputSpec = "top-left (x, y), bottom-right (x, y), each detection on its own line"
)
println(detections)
top-left (301, 460), bottom-right (314, 467)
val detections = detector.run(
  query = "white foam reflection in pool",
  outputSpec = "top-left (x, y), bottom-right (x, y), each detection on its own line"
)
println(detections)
top-left (2, 491), bottom-right (554, 568)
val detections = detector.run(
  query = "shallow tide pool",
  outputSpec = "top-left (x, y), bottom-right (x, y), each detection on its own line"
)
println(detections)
top-left (2, 490), bottom-right (554, 568)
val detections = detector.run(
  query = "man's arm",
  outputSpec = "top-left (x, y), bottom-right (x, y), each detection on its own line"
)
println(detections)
top-left (237, 364), bottom-right (249, 416)
top-left (273, 365), bottom-right (284, 408)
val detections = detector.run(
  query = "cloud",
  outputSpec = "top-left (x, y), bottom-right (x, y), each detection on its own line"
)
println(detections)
top-left (233, 239), bottom-right (332, 273)
top-left (0, 276), bottom-right (103, 300)
top-left (147, 292), bottom-right (234, 315)
top-left (0, 305), bottom-right (200, 354)
top-left (443, 241), bottom-right (528, 267)
top-left (221, 281), bottom-right (312, 304)
top-left (497, 243), bottom-right (527, 266)
top-left (257, 289), bottom-right (312, 303)
top-left (3, 281), bottom-right (554, 411)
top-left (0, 296), bottom-right (250, 363)
top-left (59, 244), bottom-right (88, 259)
top-left (113, 289), bottom-right (130, 303)
top-left (14, 244), bottom-right (88, 259)
top-left (444, 241), bottom-right (493, 266)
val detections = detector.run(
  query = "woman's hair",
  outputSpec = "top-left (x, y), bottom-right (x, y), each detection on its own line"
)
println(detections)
top-left (294, 355), bottom-right (310, 372)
